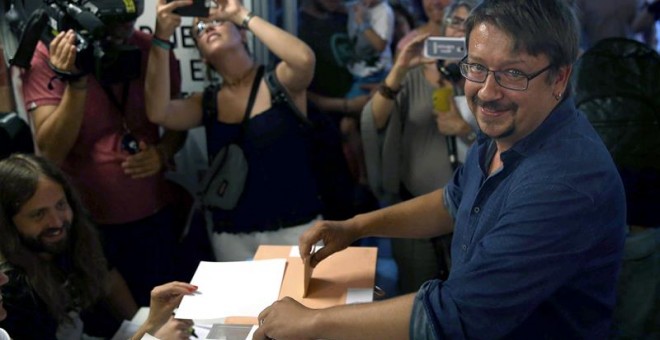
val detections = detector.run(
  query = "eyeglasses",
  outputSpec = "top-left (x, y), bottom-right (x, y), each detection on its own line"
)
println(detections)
top-left (458, 56), bottom-right (553, 91)
top-left (195, 20), bottom-right (226, 38)
top-left (444, 16), bottom-right (466, 30)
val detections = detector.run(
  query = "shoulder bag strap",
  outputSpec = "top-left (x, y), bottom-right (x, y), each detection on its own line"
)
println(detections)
top-left (242, 65), bottom-right (265, 127)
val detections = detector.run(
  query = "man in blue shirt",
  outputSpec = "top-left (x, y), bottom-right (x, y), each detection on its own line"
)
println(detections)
top-left (253, 0), bottom-right (626, 339)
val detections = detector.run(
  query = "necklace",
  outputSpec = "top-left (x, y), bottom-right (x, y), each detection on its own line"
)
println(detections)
top-left (223, 65), bottom-right (256, 87)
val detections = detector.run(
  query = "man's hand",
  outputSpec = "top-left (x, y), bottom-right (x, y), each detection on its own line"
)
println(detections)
top-left (49, 30), bottom-right (79, 73)
top-left (299, 219), bottom-right (361, 268)
top-left (253, 297), bottom-right (319, 340)
top-left (121, 141), bottom-right (165, 179)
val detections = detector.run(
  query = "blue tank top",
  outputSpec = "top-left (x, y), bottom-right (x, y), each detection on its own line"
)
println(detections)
top-left (203, 85), bottom-right (322, 234)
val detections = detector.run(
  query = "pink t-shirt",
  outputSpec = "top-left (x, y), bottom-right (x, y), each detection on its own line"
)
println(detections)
top-left (22, 30), bottom-right (181, 224)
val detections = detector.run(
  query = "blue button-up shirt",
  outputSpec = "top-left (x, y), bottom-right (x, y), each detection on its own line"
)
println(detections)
top-left (411, 97), bottom-right (626, 339)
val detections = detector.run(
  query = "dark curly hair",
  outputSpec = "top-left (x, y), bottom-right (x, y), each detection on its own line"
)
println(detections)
top-left (0, 153), bottom-right (108, 323)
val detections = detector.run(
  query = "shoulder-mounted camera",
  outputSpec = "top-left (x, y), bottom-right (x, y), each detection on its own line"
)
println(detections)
top-left (5, 0), bottom-right (142, 84)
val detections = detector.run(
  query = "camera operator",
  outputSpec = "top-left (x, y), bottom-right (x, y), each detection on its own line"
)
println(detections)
top-left (20, 0), bottom-right (188, 334)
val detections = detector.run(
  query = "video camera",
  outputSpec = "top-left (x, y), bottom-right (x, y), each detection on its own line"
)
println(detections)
top-left (5, 0), bottom-right (142, 84)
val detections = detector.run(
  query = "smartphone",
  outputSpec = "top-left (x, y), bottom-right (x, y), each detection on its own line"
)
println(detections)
top-left (423, 37), bottom-right (466, 60)
top-left (170, 0), bottom-right (209, 17)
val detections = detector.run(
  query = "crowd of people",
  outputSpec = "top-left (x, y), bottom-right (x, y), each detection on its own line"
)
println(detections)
top-left (0, 0), bottom-right (658, 338)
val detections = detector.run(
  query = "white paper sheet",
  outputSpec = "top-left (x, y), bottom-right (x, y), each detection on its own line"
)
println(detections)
top-left (289, 244), bottom-right (323, 258)
top-left (245, 325), bottom-right (258, 340)
top-left (345, 288), bottom-right (373, 304)
top-left (175, 259), bottom-right (287, 323)
top-left (206, 324), bottom-right (254, 339)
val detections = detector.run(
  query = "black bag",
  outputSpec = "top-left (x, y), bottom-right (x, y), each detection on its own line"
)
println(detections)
top-left (0, 112), bottom-right (34, 160)
top-left (264, 69), bottom-right (355, 220)
top-left (573, 38), bottom-right (660, 170)
top-left (572, 38), bottom-right (660, 225)
top-left (198, 142), bottom-right (247, 210)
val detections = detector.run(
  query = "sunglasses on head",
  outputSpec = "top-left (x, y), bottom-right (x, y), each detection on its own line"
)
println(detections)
top-left (195, 20), bottom-right (227, 37)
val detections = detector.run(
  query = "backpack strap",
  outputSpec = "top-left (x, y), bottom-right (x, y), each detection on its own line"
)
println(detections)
top-left (264, 69), bottom-right (313, 128)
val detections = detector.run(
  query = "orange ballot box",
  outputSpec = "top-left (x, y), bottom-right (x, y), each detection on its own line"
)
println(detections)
top-left (256, 245), bottom-right (378, 306)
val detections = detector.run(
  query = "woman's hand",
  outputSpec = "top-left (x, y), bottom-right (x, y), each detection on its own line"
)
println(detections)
top-left (131, 282), bottom-right (197, 340)
top-left (145, 281), bottom-right (198, 329)
top-left (394, 32), bottom-right (434, 71)
top-left (49, 30), bottom-right (78, 73)
top-left (210, 0), bottom-right (245, 25)
top-left (352, 2), bottom-right (367, 26)
top-left (153, 316), bottom-right (195, 340)
top-left (155, 0), bottom-right (188, 39)
top-left (434, 102), bottom-right (472, 137)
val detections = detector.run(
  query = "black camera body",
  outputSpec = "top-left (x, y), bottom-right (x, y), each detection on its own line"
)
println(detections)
top-left (8, 0), bottom-right (141, 84)
top-left (437, 61), bottom-right (462, 84)
top-left (44, 0), bottom-right (141, 83)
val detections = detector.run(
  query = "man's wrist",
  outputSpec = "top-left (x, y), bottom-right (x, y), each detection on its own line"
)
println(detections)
top-left (68, 76), bottom-right (88, 90)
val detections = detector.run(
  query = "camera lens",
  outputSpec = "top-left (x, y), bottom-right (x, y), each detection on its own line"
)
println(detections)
top-left (121, 133), bottom-right (140, 154)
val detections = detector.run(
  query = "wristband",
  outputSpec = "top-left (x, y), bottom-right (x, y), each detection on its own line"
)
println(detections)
top-left (47, 61), bottom-right (85, 82)
top-left (378, 82), bottom-right (400, 100)
top-left (241, 12), bottom-right (256, 29)
top-left (152, 36), bottom-right (173, 50)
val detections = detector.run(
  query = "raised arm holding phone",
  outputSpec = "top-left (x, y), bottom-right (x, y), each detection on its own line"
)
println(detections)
top-left (146, 0), bottom-right (324, 262)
